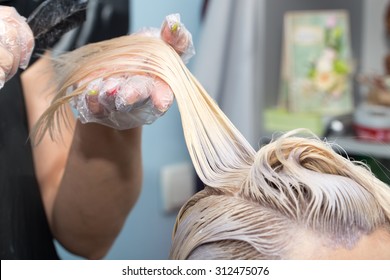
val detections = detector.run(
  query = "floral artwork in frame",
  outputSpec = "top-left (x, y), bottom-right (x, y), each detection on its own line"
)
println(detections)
top-left (280, 10), bottom-right (354, 116)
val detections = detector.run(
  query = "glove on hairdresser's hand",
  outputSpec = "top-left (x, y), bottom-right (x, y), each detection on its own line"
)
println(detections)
top-left (0, 6), bottom-right (34, 89)
top-left (73, 14), bottom-right (195, 130)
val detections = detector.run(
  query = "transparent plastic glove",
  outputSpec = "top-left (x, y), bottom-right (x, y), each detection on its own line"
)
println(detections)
top-left (71, 73), bottom-right (174, 129)
top-left (160, 13), bottom-right (195, 64)
top-left (0, 6), bottom-right (34, 89)
top-left (71, 14), bottom-right (194, 130)
top-left (138, 13), bottom-right (195, 64)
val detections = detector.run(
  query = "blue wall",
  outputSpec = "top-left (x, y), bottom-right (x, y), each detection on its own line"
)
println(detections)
top-left (57, 0), bottom-right (203, 260)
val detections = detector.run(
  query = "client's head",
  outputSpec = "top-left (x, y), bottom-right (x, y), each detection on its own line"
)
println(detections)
top-left (170, 131), bottom-right (390, 259)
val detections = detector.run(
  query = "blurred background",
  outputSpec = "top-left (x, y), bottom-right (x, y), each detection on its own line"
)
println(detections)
top-left (56, 0), bottom-right (390, 259)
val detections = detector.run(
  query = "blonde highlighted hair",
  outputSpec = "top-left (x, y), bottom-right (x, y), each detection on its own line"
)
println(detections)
top-left (33, 35), bottom-right (390, 259)
top-left (171, 132), bottom-right (390, 259)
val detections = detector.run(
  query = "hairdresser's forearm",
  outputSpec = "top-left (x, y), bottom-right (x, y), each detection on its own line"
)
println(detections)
top-left (22, 55), bottom-right (143, 259)
top-left (52, 123), bottom-right (143, 259)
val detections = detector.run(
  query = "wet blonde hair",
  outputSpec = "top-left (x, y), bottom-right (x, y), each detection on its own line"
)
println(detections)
top-left (33, 35), bottom-right (390, 259)
top-left (171, 132), bottom-right (390, 259)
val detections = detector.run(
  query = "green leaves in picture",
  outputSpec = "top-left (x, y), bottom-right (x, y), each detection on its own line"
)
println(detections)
top-left (325, 25), bottom-right (343, 52)
top-left (307, 21), bottom-right (351, 95)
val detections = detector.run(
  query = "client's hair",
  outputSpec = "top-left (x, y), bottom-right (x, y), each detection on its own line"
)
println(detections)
top-left (32, 34), bottom-right (390, 259)
top-left (170, 131), bottom-right (390, 259)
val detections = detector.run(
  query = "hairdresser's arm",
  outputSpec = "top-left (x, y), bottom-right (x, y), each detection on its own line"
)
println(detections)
top-left (22, 55), bottom-right (143, 259)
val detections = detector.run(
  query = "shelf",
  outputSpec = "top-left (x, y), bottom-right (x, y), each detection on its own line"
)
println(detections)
top-left (328, 137), bottom-right (390, 159)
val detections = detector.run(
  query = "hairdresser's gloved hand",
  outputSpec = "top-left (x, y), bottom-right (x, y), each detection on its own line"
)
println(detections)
top-left (72, 14), bottom-right (194, 129)
top-left (73, 73), bottom-right (174, 129)
top-left (0, 6), bottom-right (34, 89)
top-left (138, 13), bottom-right (195, 64)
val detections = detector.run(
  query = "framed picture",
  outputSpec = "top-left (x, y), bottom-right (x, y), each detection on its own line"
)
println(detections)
top-left (279, 10), bottom-right (354, 116)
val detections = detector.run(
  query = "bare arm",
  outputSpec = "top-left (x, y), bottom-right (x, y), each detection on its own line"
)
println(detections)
top-left (22, 55), bottom-right (143, 259)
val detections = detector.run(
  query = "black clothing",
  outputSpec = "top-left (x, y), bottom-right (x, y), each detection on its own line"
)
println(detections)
top-left (0, 0), bottom-right (42, 17)
top-left (0, 0), bottom-right (129, 259)
top-left (0, 74), bottom-right (59, 260)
